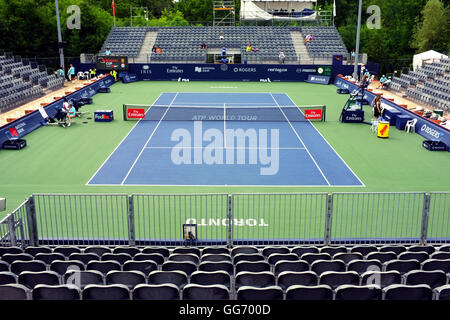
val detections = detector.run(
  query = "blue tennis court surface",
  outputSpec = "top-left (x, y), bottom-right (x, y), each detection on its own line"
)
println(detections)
top-left (87, 92), bottom-right (364, 186)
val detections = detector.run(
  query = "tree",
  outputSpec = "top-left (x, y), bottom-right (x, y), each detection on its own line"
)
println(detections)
top-left (412, 0), bottom-right (449, 53)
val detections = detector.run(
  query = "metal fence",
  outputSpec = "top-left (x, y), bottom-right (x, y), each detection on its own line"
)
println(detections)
top-left (1, 192), bottom-right (448, 247)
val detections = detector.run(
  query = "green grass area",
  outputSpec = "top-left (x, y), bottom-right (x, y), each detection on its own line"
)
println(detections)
top-left (0, 81), bottom-right (448, 241)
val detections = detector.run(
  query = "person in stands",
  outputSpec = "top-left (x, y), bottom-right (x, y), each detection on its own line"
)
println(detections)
top-left (105, 48), bottom-right (112, 55)
top-left (152, 45), bottom-right (157, 53)
top-left (279, 51), bottom-right (286, 64)
top-left (304, 34), bottom-right (314, 44)
top-left (200, 42), bottom-right (207, 50)
top-left (219, 33), bottom-right (224, 40)
top-left (156, 46), bottom-right (162, 54)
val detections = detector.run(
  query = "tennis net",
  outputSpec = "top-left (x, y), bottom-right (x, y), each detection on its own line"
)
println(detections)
top-left (123, 104), bottom-right (326, 122)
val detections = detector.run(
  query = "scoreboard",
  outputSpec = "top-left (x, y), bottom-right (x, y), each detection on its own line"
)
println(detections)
top-left (96, 56), bottom-right (129, 71)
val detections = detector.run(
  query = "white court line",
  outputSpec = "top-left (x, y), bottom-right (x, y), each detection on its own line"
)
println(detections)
top-left (120, 92), bottom-right (179, 185)
top-left (282, 93), bottom-right (366, 187)
top-left (144, 146), bottom-right (306, 150)
top-left (270, 93), bottom-right (331, 186)
top-left (85, 92), bottom-right (165, 186)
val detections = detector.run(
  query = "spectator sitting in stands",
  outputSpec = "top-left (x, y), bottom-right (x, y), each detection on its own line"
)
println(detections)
top-left (105, 48), bottom-right (112, 55)
top-left (219, 33), bottom-right (224, 40)
top-left (201, 42), bottom-right (207, 50)
top-left (378, 75), bottom-right (387, 89)
top-left (156, 46), bottom-right (162, 54)
top-left (246, 44), bottom-right (252, 52)
top-left (152, 45), bottom-right (157, 53)
top-left (304, 34), bottom-right (314, 44)
top-left (221, 47), bottom-right (227, 56)
top-left (279, 51), bottom-right (286, 64)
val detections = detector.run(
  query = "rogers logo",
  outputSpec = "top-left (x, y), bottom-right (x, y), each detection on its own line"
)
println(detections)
top-left (420, 124), bottom-right (441, 139)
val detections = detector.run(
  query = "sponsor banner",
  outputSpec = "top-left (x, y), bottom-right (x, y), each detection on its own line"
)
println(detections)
top-left (0, 75), bottom-right (115, 150)
top-left (127, 108), bottom-right (145, 119)
top-left (124, 63), bottom-right (325, 82)
top-left (306, 75), bottom-right (330, 85)
top-left (334, 76), bottom-right (450, 151)
top-left (304, 109), bottom-right (323, 120)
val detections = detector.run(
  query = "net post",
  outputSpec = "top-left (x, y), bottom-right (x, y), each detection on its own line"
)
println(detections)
top-left (420, 193), bottom-right (431, 245)
top-left (323, 105), bottom-right (326, 122)
top-left (127, 195), bottom-right (136, 246)
top-left (25, 196), bottom-right (39, 247)
top-left (324, 193), bottom-right (333, 245)
top-left (227, 194), bottom-right (233, 248)
top-left (123, 104), bottom-right (127, 121)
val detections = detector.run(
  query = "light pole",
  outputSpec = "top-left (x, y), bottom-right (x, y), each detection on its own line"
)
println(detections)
top-left (55, 0), bottom-right (65, 72)
top-left (353, 0), bottom-right (363, 81)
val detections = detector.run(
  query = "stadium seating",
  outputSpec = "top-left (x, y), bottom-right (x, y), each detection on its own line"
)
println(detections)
top-left (98, 26), bottom-right (348, 64)
top-left (390, 58), bottom-right (450, 113)
top-left (0, 244), bottom-right (449, 300)
top-left (0, 53), bottom-right (64, 113)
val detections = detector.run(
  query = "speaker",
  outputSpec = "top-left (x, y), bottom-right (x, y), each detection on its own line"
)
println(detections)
top-left (2, 139), bottom-right (27, 150)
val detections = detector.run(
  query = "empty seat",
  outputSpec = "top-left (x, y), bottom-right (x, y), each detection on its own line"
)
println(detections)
top-left (347, 260), bottom-right (383, 275)
top-left (141, 247), bottom-right (170, 258)
top-left (350, 245), bottom-right (378, 256)
top-left (379, 245), bottom-right (407, 255)
top-left (32, 284), bottom-right (81, 300)
top-left (201, 254), bottom-right (231, 263)
top-left (133, 253), bottom-right (165, 265)
top-left (434, 284), bottom-right (450, 300)
top-left (18, 271), bottom-right (60, 289)
top-left (333, 253), bottom-right (363, 264)
top-left (0, 247), bottom-right (24, 256)
top-left (168, 253), bottom-right (200, 265)
top-left (35, 253), bottom-right (66, 265)
top-left (430, 252), bottom-right (450, 260)
top-left (262, 246), bottom-right (290, 257)
top-left (385, 260), bottom-right (421, 275)
top-left (10, 260), bottom-right (46, 274)
top-left (198, 261), bottom-right (234, 275)
top-left (285, 285), bottom-right (333, 300)
top-left (1, 253), bottom-right (33, 264)
top-left (123, 260), bottom-right (157, 276)
top-left (148, 270), bottom-right (188, 289)
top-left (319, 271), bottom-right (360, 290)
top-left (0, 271), bottom-right (17, 285)
top-left (201, 247), bottom-right (230, 256)
top-left (235, 261), bottom-right (270, 274)
top-left (408, 245), bottom-right (436, 254)
top-left (421, 259), bottom-right (450, 273)
top-left (335, 285), bottom-right (382, 300)
top-left (291, 246), bottom-right (320, 257)
top-left (398, 252), bottom-right (429, 263)
top-left (237, 286), bottom-right (283, 300)
top-left (268, 253), bottom-right (299, 265)
top-left (320, 246), bottom-right (347, 256)
top-left (360, 270), bottom-right (402, 288)
top-left (132, 283), bottom-right (180, 300)
top-left (53, 246), bottom-right (82, 257)
top-left (84, 246), bottom-right (112, 256)
top-left (0, 284), bottom-right (30, 300)
top-left (190, 271), bottom-right (231, 289)
top-left (383, 284), bottom-right (432, 300)
top-left (69, 253), bottom-right (100, 265)
top-left (235, 271), bottom-right (276, 289)
top-left (301, 253), bottom-right (331, 264)
top-left (231, 246), bottom-right (259, 257)
top-left (82, 284), bottom-right (130, 300)
top-left (101, 253), bottom-right (132, 264)
top-left (50, 260), bottom-right (85, 275)
top-left (311, 260), bottom-right (346, 276)
top-left (277, 271), bottom-right (318, 290)
top-left (183, 284), bottom-right (230, 300)
top-left (366, 252), bottom-right (397, 263)
top-left (161, 261), bottom-right (197, 276)
top-left (404, 270), bottom-right (447, 289)
top-left (112, 246), bottom-right (141, 257)
top-left (173, 247), bottom-right (201, 257)
top-left (86, 261), bottom-right (121, 275)
top-left (233, 253), bottom-right (265, 264)
top-left (105, 270), bottom-right (146, 289)
top-left (63, 270), bottom-right (104, 288)
top-left (24, 246), bottom-right (52, 256)
top-left (0, 261), bottom-right (9, 272)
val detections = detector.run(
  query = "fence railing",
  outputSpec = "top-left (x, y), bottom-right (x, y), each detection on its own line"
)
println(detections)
top-left (1, 192), bottom-right (449, 247)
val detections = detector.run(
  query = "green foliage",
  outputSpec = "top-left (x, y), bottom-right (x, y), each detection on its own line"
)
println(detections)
top-left (412, 0), bottom-right (450, 53)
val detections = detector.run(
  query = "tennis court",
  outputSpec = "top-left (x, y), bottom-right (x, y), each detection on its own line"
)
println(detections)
top-left (88, 92), bottom-right (363, 186)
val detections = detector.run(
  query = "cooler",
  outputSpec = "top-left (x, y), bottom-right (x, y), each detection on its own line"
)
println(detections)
top-left (377, 121), bottom-right (390, 139)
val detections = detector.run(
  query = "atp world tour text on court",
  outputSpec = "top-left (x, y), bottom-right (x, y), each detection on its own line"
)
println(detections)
top-left (170, 121), bottom-right (280, 175)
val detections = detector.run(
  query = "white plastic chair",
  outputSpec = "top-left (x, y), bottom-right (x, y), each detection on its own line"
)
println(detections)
top-left (405, 118), bottom-right (417, 133)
